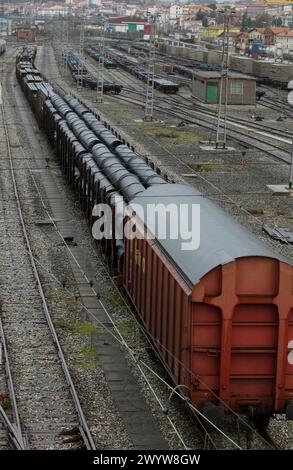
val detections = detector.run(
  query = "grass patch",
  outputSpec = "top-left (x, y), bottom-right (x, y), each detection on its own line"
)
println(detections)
top-left (103, 289), bottom-right (125, 309)
top-left (107, 103), bottom-right (130, 118)
top-left (74, 321), bottom-right (98, 336)
top-left (119, 322), bottom-right (137, 336)
top-left (187, 162), bottom-right (218, 172)
top-left (77, 346), bottom-right (99, 370)
top-left (55, 290), bottom-right (77, 309)
top-left (53, 317), bottom-right (72, 330)
top-left (137, 123), bottom-right (199, 146)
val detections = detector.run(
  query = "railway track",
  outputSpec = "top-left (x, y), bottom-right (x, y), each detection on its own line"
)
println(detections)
top-left (111, 92), bottom-right (293, 166)
top-left (75, 50), bottom-right (293, 163)
top-left (30, 44), bottom-right (292, 452)
top-left (0, 90), bottom-right (96, 450)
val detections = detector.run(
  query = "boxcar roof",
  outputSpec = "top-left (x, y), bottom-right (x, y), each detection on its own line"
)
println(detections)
top-left (130, 184), bottom-right (288, 287)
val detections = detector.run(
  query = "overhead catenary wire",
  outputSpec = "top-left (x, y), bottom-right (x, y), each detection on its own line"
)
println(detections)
top-left (0, 97), bottom-right (96, 451)
top-left (4, 72), bottom-right (242, 451)
top-left (4, 46), bottom-right (282, 450)
top-left (3, 93), bottom-right (273, 451)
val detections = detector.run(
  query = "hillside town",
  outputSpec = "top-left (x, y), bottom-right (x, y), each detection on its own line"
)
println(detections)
top-left (1, 1), bottom-right (293, 53)
top-left (0, 0), bottom-right (293, 461)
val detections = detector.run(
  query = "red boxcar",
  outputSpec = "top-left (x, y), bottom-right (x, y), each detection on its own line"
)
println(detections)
top-left (123, 184), bottom-right (293, 416)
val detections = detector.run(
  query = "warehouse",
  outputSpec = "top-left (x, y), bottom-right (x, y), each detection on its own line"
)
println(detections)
top-left (192, 71), bottom-right (256, 105)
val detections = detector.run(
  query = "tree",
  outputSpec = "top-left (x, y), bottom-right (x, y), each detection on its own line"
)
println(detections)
top-left (202, 17), bottom-right (209, 27)
top-left (240, 13), bottom-right (253, 32)
top-left (254, 14), bottom-right (271, 28)
top-left (272, 17), bottom-right (283, 27)
top-left (209, 3), bottom-right (217, 11)
top-left (196, 10), bottom-right (205, 21)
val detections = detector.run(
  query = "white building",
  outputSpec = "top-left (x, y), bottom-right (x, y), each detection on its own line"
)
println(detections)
top-left (169, 4), bottom-right (183, 21)
top-left (276, 30), bottom-right (293, 50)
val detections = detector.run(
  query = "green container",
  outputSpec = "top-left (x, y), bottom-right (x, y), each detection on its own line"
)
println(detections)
top-left (128, 23), bottom-right (137, 32)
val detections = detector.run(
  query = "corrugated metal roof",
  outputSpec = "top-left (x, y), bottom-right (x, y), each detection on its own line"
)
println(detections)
top-left (130, 184), bottom-right (288, 287)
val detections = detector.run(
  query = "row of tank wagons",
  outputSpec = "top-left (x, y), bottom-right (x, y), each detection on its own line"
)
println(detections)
top-left (85, 46), bottom-right (118, 69)
top-left (16, 45), bottom-right (37, 65)
top-left (102, 45), bottom-right (180, 94)
top-left (16, 57), bottom-right (167, 268)
top-left (159, 43), bottom-right (293, 89)
top-left (16, 50), bottom-right (293, 421)
top-left (0, 40), bottom-right (6, 56)
top-left (62, 50), bottom-right (122, 94)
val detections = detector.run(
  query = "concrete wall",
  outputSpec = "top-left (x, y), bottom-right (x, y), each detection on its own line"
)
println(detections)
top-left (192, 77), bottom-right (256, 105)
top-left (229, 55), bottom-right (254, 74)
top-left (192, 77), bottom-right (206, 102)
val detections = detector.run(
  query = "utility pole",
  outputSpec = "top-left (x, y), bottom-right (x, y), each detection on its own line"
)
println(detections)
top-left (77, 11), bottom-right (86, 89)
top-left (144, 15), bottom-right (156, 121)
top-left (287, 81), bottom-right (293, 189)
top-left (63, 1), bottom-right (72, 76)
top-left (215, 11), bottom-right (231, 149)
top-left (97, 17), bottom-right (106, 103)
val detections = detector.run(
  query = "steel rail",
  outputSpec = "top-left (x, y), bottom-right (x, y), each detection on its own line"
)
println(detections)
top-left (0, 100), bottom-right (96, 451)
top-left (0, 320), bottom-right (25, 449)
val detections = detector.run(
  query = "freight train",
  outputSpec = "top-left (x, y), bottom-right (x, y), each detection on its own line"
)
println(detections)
top-left (97, 46), bottom-right (180, 95)
top-left (85, 46), bottom-right (118, 69)
top-left (158, 42), bottom-right (293, 89)
top-left (16, 48), bottom-right (293, 422)
top-left (0, 40), bottom-right (6, 56)
top-left (63, 50), bottom-right (122, 94)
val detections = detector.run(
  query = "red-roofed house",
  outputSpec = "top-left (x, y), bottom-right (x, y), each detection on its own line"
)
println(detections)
top-left (264, 27), bottom-right (290, 45)
top-left (108, 16), bottom-right (152, 38)
top-left (248, 28), bottom-right (265, 43)
top-left (276, 29), bottom-right (293, 49)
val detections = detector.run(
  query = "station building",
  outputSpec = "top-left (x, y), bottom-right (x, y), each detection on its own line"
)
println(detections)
top-left (192, 71), bottom-right (256, 105)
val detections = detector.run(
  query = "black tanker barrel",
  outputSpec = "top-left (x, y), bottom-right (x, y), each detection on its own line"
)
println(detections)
top-left (50, 96), bottom-right (72, 117)
top-left (133, 168), bottom-right (166, 186)
top-left (79, 129), bottom-right (100, 150)
top-left (92, 147), bottom-right (145, 201)
top-left (102, 156), bottom-right (122, 171)
top-left (114, 145), bottom-right (140, 165)
top-left (94, 171), bottom-right (116, 193)
top-left (70, 120), bottom-right (89, 139)
top-left (44, 100), bottom-right (58, 114)
top-left (53, 114), bottom-right (63, 125)
top-left (82, 112), bottom-right (101, 127)
top-left (65, 112), bottom-right (80, 127)
top-left (109, 191), bottom-right (126, 261)
top-left (92, 142), bottom-right (110, 155)
top-left (115, 174), bottom-right (145, 201)
top-left (60, 122), bottom-right (78, 143)
top-left (115, 146), bottom-right (166, 187)
top-left (105, 166), bottom-right (131, 186)
top-left (71, 141), bottom-right (87, 158)
top-left (88, 121), bottom-right (109, 137)
top-left (84, 157), bottom-right (100, 174)
top-left (63, 95), bottom-right (88, 116)
top-left (98, 129), bottom-right (121, 149)
top-left (92, 145), bottom-right (115, 168)
top-left (144, 174), bottom-right (167, 185)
